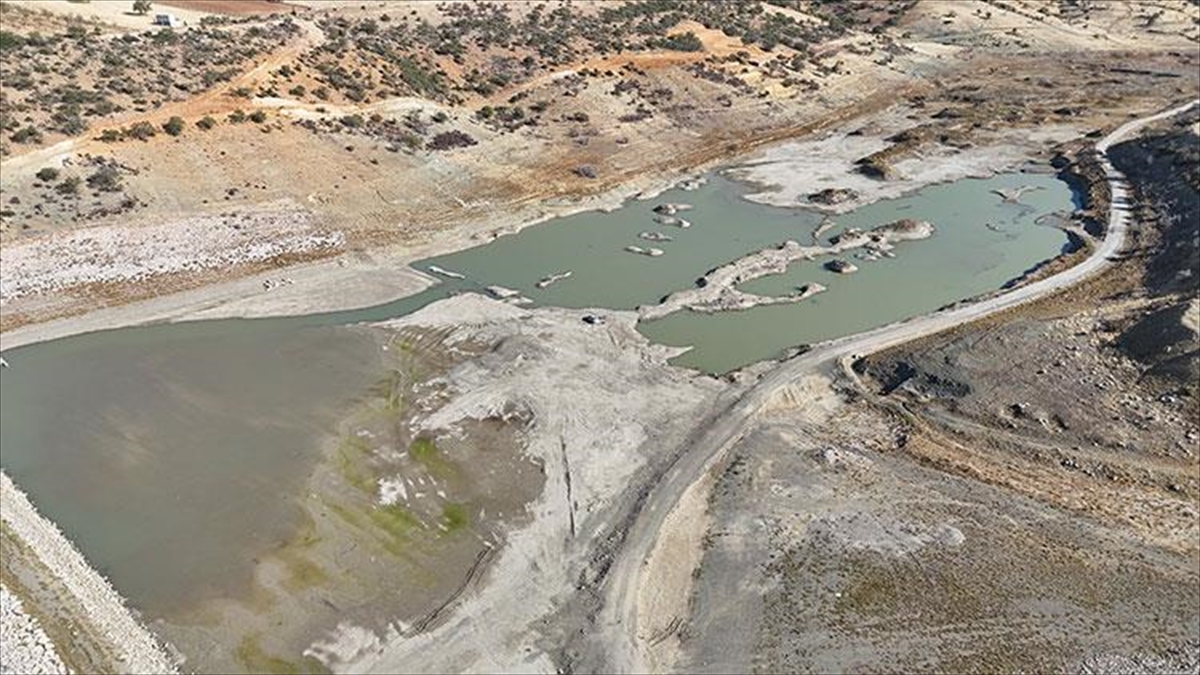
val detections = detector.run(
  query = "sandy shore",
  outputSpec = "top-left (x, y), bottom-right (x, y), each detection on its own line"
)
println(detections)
top-left (0, 471), bottom-right (177, 674)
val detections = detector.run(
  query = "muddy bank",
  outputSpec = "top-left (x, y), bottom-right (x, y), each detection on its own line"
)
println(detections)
top-left (144, 323), bottom-right (542, 673)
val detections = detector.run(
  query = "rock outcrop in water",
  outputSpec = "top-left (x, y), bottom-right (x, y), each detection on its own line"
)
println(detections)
top-left (652, 203), bottom-right (693, 216)
top-left (807, 187), bottom-right (858, 205)
top-left (536, 271), bottom-right (572, 289)
top-left (654, 215), bottom-right (691, 228)
top-left (638, 218), bottom-right (933, 320)
top-left (824, 259), bottom-right (859, 274)
top-left (638, 231), bottom-right (672, 242)
top-left (487, 285), bottom-right (522, 300)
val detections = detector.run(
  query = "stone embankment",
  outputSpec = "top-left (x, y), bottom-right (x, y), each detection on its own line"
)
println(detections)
top-left (0, 471), bottom-right (177, 674)
top-left (639, 219), bottom-right (932, 320)
top-left (0, 586), bottom-right (69, 675)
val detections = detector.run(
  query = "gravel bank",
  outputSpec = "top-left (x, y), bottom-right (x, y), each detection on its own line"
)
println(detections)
top-left (0, 471), bottom-right (176, 675)
top-left (0, 585), bottom-right (69, 675)
top-left (0, 207), bottom-right (342, 303)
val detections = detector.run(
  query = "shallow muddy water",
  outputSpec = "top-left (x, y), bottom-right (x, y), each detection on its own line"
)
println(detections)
top-left (638, 172), bottom-right (1074, 371)
top-left (0, 167), bottom-right (1075, 661)
top-left (0, 323), bottom-right (384, 614)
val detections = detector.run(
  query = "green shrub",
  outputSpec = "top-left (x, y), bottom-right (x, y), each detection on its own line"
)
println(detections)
top-left (125, 121), bottom-right (156, 140)
top-left (162, 116), bottom-right (184, 136)
top-left (0, 31), bottom-right (26, 52)
top-left (86, 166), bottom-right (123, 192)
top-left (196, 116), bottom-right (217, 130)
top-left (56, 176), bottom-right (82, 195)
top-left (11, 126), bottom-right (42, 144)
top-left (248, 110), bottom-right (267, 123)
top-left (35, 167), bottom-right (61, 182)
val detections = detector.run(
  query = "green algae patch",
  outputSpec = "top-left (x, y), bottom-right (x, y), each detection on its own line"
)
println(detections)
top-left (409, 437), bottom-right (458, 479)
top-left (336, 435), bottom-right (374, 494)
top-left (441, 502), bottom-right (470, 533)
top-left (368, 503), bottom-right (424, 556)
top-left (325, 501), bottom-right (364, 529)
top-left (280, 551), bottom-right (329, 592)
top-left (370, 369), bottom-right (410, 412)
top-left (235, 633), bottom-right (327, 675)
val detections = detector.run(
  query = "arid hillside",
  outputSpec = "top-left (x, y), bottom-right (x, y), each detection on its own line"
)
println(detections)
top-left (1, 0), bottom-right (1197, 332)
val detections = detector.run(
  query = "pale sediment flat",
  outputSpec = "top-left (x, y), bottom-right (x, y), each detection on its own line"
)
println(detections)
top-left (0, 471), bottom-right (176, 675)
top-left (300, 294), bottom-right (728, 673)
top-left (0, 206), bottom-right (342, 303)
top-left (727, 107), bottom-right (1081, 214)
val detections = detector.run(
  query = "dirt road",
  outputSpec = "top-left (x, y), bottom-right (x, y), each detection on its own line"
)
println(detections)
top-left (595, 98), bottom-right (1200, 674)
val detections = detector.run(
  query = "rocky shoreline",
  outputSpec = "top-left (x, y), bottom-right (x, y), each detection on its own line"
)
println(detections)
top-left (0, 471), bottom-right (176, 675)
top-left (0, 585), bottom-right (68, 675)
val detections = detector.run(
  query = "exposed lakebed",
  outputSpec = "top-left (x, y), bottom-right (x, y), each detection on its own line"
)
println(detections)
top-left (0, 168), bottom-right (1076, 670)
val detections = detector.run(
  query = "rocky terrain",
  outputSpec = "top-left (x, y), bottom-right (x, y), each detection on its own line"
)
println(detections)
top-left (0, 585), bottom-right (68, 675)
top-left (618, 103), bottom-right (1200, 675)
top-left (676, 376), bottom-right (1199, 673)
top-left (856, 107), bottom-right (1200, 544)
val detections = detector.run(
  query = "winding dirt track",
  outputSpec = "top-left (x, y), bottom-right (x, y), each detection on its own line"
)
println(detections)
top-left (596, 98), bottom-right (1200, 674)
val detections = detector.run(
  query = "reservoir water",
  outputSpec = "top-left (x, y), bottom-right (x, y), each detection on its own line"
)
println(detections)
top-left (0, 169), bottom-right (1076, 625)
